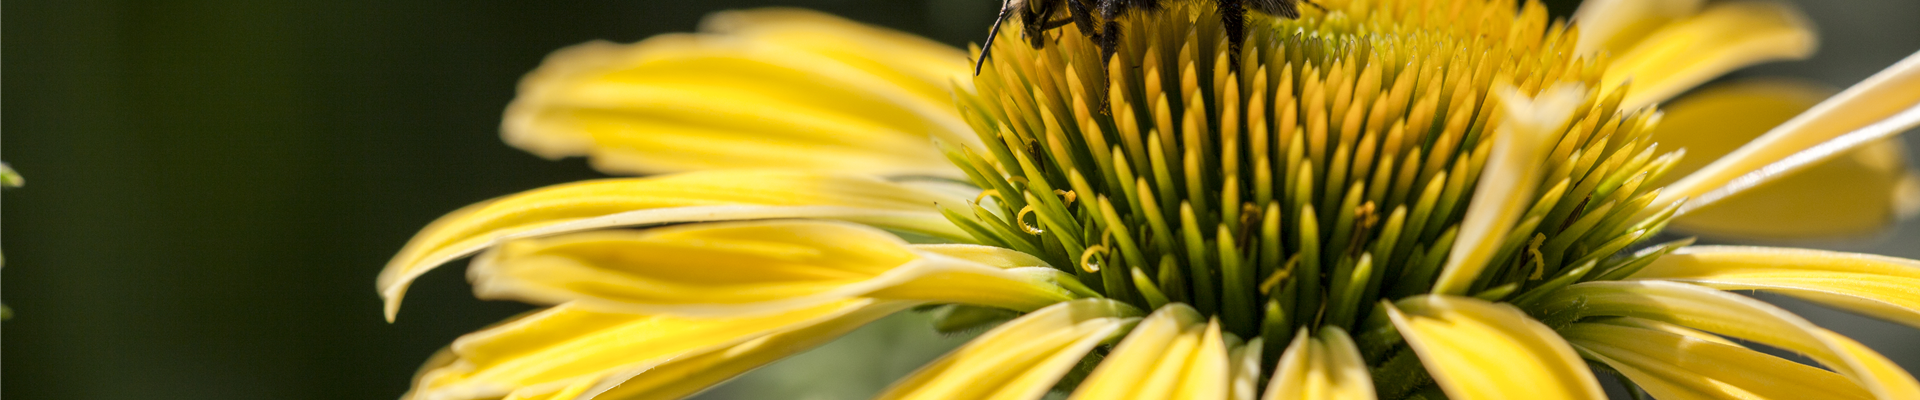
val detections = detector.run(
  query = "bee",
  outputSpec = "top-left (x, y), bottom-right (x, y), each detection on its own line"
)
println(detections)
top-left (975, 0), bottom-right (1320, 75)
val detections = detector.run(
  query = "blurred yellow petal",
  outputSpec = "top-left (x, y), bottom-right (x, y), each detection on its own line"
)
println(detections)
top-left (877, 299), bottom-right (1142, 400)
top-left (503, 8), bottom-right (973, 177)
top-left (1629, 245), bottom-right (1920, 329)
top-left (1260, 327), bottom-right (1376, 400)
top-left (1536, 280), bottom-right (1920, 399)
top-left (1658, 51), bottom-right (1920, 213)
top-left (1228, 338), bottom-right (1264, 400)
top-left (568, 300), bottom-right (910, 400)
top-left (1602, 1), bottom-right (1815, 109)
top-left (1571, 0), bottom-right (1706, 57)
top-left (1435, 85), bottom-right (1582, 295)
top-left (1649, 80), bottom-right (1919, 239)
top-left (1069, 305), bottom-right (1231, 400)
top-left (470, 221), bottom-right (1092, 316)
top-left (408, 299), bottom-right (899, 400)
top-left (1561, 321), bottom-right (1873, 400)
top-left (1585, 316), bottom-right (1746, 349)
top-left (378, 170), bottom-right (969, 321)
top-left (1386, 295), bottom-right (1604, 400)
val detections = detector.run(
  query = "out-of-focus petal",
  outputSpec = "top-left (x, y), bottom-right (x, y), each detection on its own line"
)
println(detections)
top-left (1434, 85), bottom-right (1582, 295)
top-left (876, 298), bottom-right (1142, 400)
top-left (1601, 1), bottom-right (1815, 109)
top-left (406, 299), bottom-right (901, 400)
top-left (1069, 304), bottom-right (1232, 400)
top-left (1386, 295), bottom-right (1604, 400)
top-left (378, 170), bottom-right (969, 321)
top-left (1536, 280), bottom-right (1920, 399)
top-left (1572, 0), bottom-right (1707, 57)
top-left (1261, 327), bottom-right (1377, 400)
top-left (503, 8), bottom-right (974, 177)
top-left (1657, 51), bottom-right (1920, 214)
top-left (470, 221), bottom-right (1093, 316)
top-left (1649, 80), bottom-right (1919, 239)
top-left (1629, 245), bottom-right (1920, 329)
top-left (1562, 321), bottom-right (1873, 400)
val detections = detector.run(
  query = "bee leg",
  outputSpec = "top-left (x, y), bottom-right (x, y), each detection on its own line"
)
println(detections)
top-left (975, 1), bottom-right (1018, 75)
top-left (1022, 0), bottom-right (1060, 48)
top-left (1066, 0), bottom-right (1103, 41)
top-left (1216, 0), bottom-right (1246, 71)
top-left (1300, 0), bottom-right (1327, 12)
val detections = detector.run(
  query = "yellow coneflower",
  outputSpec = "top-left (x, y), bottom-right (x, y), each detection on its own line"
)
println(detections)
top-left (0, 157), bottom-right (17, 321)
top-left (377, 1), bottom-right (1920, 399)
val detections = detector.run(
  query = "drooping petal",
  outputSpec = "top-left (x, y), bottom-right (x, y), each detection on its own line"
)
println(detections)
top-left (1648, 80), bottom-right (1920, 239)
top-left (1386, 295), bottom-right (1605, 400)
top-left (1628, 245), bottom-right (1920, 330)
top-left (1561, 321), bottom-right (1874, 400)
top-left (378, 170), bottom-right (969, 321)
top-left (469, 221), bottom-right (1093, 316)
top-left (502, 8), bottom-right (973, 177)
top-left (1434, 85), bottom-right (1582, 295)
top-left (876, 298), bottom-right (1143, 400)
top-left (1571, 0), bottom-right (1706, 57)
top-left (1601, 1), bottom-right (1816, 109)
top-left (1069, 304), bottom-right (1232, 400)
top-left (1535, 280), bottom-right (1920, 399)
top-left (567, 301), bottom-right (912, 400)
top-left (406, 299), bottom-right (903, 400)
top-left (1657, 50), bottom-right (1920, 213)
top-left (1260, 327), bottom-right (1376, 400)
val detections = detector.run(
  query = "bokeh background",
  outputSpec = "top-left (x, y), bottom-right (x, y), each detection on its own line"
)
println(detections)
top-left (4, 0), bottom-right (1917, 398)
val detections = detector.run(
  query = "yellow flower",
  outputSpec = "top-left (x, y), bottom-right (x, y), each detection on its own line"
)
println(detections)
top-left (379, 1), bottom-right (1920, 399)
top-left (0, 157), bottom-right (18, 321)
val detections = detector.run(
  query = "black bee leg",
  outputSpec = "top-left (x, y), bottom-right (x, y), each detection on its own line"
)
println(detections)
top-left (976, 2), bottom-right (1017, 75)
top-left (1066, 0), bottom-right (1103, 41)
top-left (1217, 0), bottom-right (1246, 70)
top-left (1022, 0), bottom-right (1060, 48)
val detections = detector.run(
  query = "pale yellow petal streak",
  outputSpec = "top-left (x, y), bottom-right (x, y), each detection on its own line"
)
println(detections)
top-left (1068, 304), bottom-right (1232, 400)
top-left (1648, 80), bottom-right (1919, 239)
top-left (1562, 322), bottom-right (1873, 400)
top-left (1658, 50), bottom-right (1920, 213)
top-left (469, 221), bottom-right (1092, 316)
top-left (1260, 327), bottom-right (1376, 400)
top-left (1434, 85), bottom-right (1583, 295)
top-left (1536, 280), bottom-right (1920, 399)
top-left (1571, 0), bottom-right (1706, 57)
top-left (1629, 245), bottom-right (1920, 329)
top-left (378, 170), bottom-right (969, 321)
top-left (1228, 337), bottom-right (1265, 400)
top-left (877, 299), bottom-right (1143, 400)
top-left (406, 299), bottom-right (898, 400)
top-left (1386, 296), bottom-right (1604, 400)
top-left (503, 8), bottom-right (973, 177)
top-left (574, 301), bottom-right (913, 400)
top-left (1602, 2), bottom-right (1815, 109)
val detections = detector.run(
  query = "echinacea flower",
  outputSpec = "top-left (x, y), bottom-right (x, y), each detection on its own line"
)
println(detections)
top-left (378, 0), bottom-right (1920, 399)
top-left (0, 157), bottom-right (15, 321)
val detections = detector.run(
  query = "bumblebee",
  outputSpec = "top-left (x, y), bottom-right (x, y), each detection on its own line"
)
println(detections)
top-left (975, 0), bottom-right (1320, 74)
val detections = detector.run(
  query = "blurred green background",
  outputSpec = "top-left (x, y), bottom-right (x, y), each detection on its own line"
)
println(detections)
top-left (3, 0), bottom-right (1916, 398)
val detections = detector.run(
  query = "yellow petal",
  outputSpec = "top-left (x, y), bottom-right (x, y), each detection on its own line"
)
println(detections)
top-left (1260, 327), bottom-right (1377, 400)
top-left (378, 170), bottom-right (968, 321)
top-left (1628, 245), bottom-right (1920, 329)
top-left (1657, 50), bottom-right (1920, 213)
top-left (1434, 84), bottom-right (1583, 295)
top-left (1602, 1), bottom-right (1815, 109)
top-left (1561, 321), bottom-right (1873, 400)
top-left (1069, 304), bottom-right (1232, 400)
top-left (502, 8), bottom-right (973, 177)
top-left (877, 298), bottom-right (1143, 400)
top-left (1649, 80), bottom-right (1920, 239)
top-left (1228, 338), bottom-right (1264, 400)
top-left (1386, 295), bottom-right (1604, 400)
top-left (567, 301), bottom-right (911, 400)
top-left (470, 221), bottom-right (1091, 316)
top-left (1536, 280), bottom-right (1920, 399)
top-left (407, 299), bottom-right (894, 400)
top-left (1571, 0), bottom-right (1706, 57)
